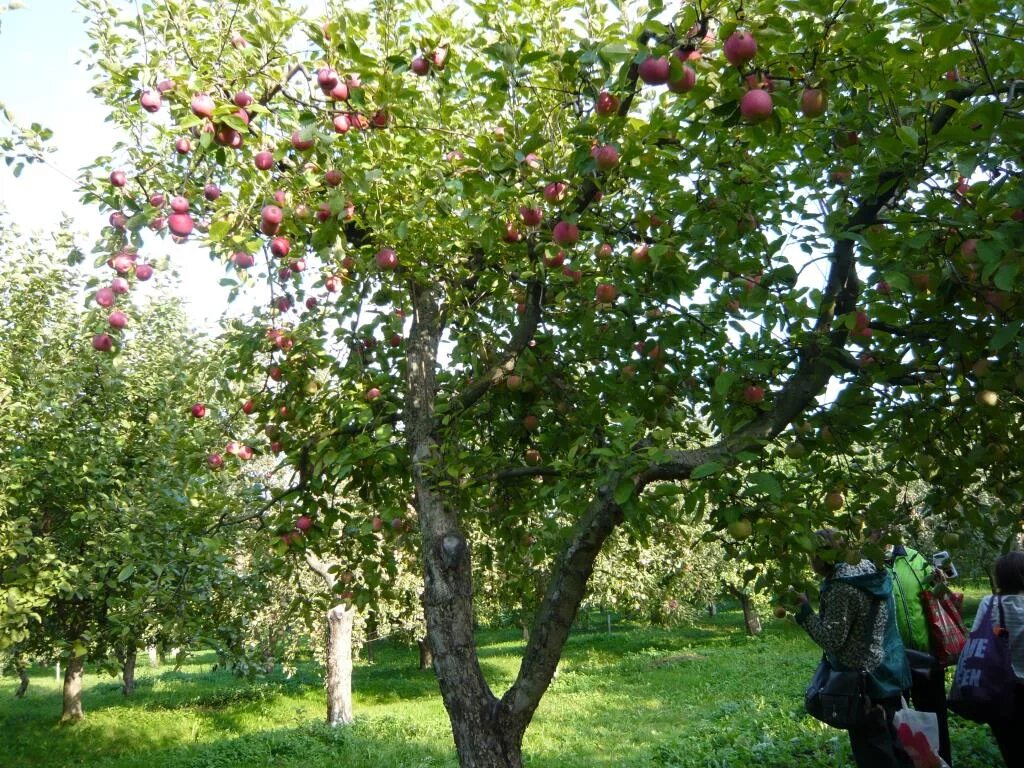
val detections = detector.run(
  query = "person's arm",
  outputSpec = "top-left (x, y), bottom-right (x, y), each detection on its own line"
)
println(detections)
top-left (970, 595), bottom-right (991, 633)
top-left (796, 583), bottom-right (857, 655)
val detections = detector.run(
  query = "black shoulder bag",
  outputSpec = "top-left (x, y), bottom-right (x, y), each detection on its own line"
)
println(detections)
top-left (804, 592), bottom-right (881, 729)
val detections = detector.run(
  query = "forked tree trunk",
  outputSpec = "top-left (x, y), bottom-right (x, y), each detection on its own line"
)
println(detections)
top-left (60, 655), bottom-right (84, 722)
top-left (326, 604), bottom-right (354, 726)
top-left (418, 637), bottom-right (433, 670)
top-left (122, 647), bottom-right (137, 696)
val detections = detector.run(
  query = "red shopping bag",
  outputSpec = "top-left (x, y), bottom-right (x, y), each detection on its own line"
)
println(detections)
top-left (921, 589), bottom-right (966, 666)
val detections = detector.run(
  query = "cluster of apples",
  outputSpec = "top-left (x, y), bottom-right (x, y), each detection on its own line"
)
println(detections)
top-left (90, 238), bottom-right (155, 352)
top-left (635, 29), bottom-right (829, 126)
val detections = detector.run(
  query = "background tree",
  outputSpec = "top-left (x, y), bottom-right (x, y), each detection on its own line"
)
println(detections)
top-left (0, 218), bottom-right (261, 719)
top-left (79, 0), bottom-right (1022, 764)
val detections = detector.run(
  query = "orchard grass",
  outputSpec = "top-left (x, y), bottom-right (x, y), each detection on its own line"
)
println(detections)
top-left (0, 588), bottom-right (1002, 767)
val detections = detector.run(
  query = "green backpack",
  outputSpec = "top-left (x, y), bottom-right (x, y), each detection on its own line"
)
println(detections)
top-left (890, 548), bottom-right (933, 653)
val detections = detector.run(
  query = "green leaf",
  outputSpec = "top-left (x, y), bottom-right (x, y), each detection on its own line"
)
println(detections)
top-left (691, 462), bottom-right (723, 480)
top-left (116, 565), bottom-right (135, 582)
top-left (896, 125), bottom-right (918, 150)
top-left (613, 480), bottom-right (635, 505)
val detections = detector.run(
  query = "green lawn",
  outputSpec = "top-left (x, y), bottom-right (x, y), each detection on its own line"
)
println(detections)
top-left (0, 597), bottom-right (1005, 767)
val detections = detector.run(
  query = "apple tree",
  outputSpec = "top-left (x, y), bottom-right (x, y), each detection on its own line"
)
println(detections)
top-left (80, 0), bottom-right (1022, 763)
top-left (0, 218), bottom-right (265, 719)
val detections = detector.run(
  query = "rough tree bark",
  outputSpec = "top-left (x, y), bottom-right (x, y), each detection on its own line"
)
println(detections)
top-left (326, 604), bottom-right (355, 726)
top-left (122, 646), bottom-right (137, 696)
top-left (305, 551), bottom-right (356, 726)
top-left (60, 654), bottom-right (84, 722)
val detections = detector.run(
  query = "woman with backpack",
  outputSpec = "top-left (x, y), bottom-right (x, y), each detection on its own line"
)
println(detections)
top-left (796, 530), bottom-right (913, 768)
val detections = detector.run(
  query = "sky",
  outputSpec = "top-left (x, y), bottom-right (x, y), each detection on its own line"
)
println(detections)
top-left (0, 0), bottom-right (270, 332)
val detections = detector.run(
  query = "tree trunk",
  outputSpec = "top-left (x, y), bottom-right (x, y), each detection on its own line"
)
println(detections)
top-left (326, 603), bottom-right (354, 726)
top-left (15, 662), bottom-right (29, 698)
top-left (60, 655), bottom-right (84, 722)
top-left (736, 591), bottom-right (762, 636)
top-left (147, 645), bottom-right (158, 666)
top-left (122, 647), bottom-right (137, 696)
top-left (418, 637), bottom-right (433, 670)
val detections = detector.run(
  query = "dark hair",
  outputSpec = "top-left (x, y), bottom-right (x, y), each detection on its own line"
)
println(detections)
top-left (995, 552), bottom-right (1024, 594)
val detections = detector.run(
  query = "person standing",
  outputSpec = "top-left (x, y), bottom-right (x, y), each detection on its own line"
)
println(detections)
top-left (974, 551), bottom-right (1024, 766)
top-left (796, 530), bottom-right (912, 768)
top-left (889, 543), bottom-right (954, 766)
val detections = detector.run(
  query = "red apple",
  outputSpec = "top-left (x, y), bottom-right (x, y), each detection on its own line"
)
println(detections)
top-left (432, 47), bottom-right (448, 70)
top-left (203, 183), bottom-right (221, 201)
top-left (595, 90), bottom-right (620, 116)
top-left (592, 144), bottom-right (619, 171)
top-left (831, 167), bottom-right (852, 185)
top-left (523, 415), bottom-right (539, 432)
top-left (543, 181), bottom-right (568, 203)
top-left (330, 81), bottom-right (350, 101)
top-left (667, 64), bottom-right (696, 93)
top-left (375, 248), bottom-right (398, 270)
top-left (317, 68), bottom-right (339, 92)
top-left (525, 449), bottom-right (541, 465)
top-left (740, 89), bottom-right (773, 123)
top-left (109, 170), bottom-right (127, 187)
top-left (270, 237), bottom-right (291, 258)
top-left (91, 333), bottom-right (113, 352)
top-left (552, 220), bottom-right (579, 245)
top-left (296, 515), bottom-right (313, 532)
top-left (156, 79), bottom-right (175, 93)
top-left (502, 222), bottom-right (521, 243)
top-left (631, 243), bottom-right (651, 265)
top-left (742, 384), bottom-right (765, 404)
top-left (168, 213), bottom-right (194, 237)
top-left (140, 90), bottom-right (161, 113)
top-left (723, 30), bottom-right (757, 66)
top-left (325, 274), bottom-right (343, 292)
top-left (169, 196), bottom-right (189, 214)
top-left (175, 137), bottom-right (191, 155)
top-left (107, 310), bottom-right (128, 329)
top-left (801, 88), bottom-right (827, 118)
top-left (366, 387), bottom-right (382, 401)
top-left (411, 55), bottom-right (430, 76)
top-left (191, 403), bottom-right (206, 418)
top-left (206, 453), bottom-right (223, 470)
top-left (291, 130), bottom-right (315, 151)
top-left (596, 282), bottom-right (619, 303)
top-left (638, 56), bottom-right (671, 85)
top-left (564, 266), bottom-right (582, 284)
top-left (545, 250), bottom-right (565, 268)
top-left (596, 243), bottom-right (613, 259)
top-left (520, 206), bottom-right (543, 227)
top-left (191, 93), bottom-right (214, 119)
top-left (233, 90), bottom-right (253, 107)
top-left (135, 263), bottom-right (154, 281)
top-left (325, 169), bottom-right (343, 187)
top-left (111, 277), bottom-right (130, 294)
top-left (109, 212), bottom-right (127, 230)
top-left (333, 113), bottom-right (351, 133)
top-left (255, 151), bottom-right (274, 171)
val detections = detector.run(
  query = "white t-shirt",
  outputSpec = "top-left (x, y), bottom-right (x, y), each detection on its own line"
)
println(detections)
top-left (971, 594), bottom-right (1024, 680)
